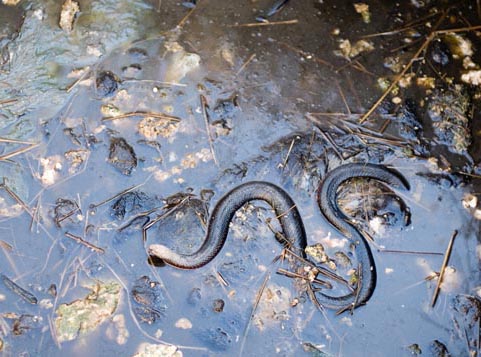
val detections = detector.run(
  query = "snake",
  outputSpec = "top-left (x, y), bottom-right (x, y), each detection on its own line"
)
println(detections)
top-left (315, 163), bottom-right (409, 309)
top-left (148, 163), bottom-right (409, 309)
top-left (149, 181), bottom-right (307, 269)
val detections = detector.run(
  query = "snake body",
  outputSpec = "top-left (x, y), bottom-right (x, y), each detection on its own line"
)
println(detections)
top-left (316, 163), bottom-right (409, 309)
top-left (149, 181), bottom-right (307, 269)
top-left (149, 163), bottom-right (409, 309)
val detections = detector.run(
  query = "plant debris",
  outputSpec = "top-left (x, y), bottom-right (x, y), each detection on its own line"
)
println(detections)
top-left (54, 281), bottom-right (121, 343)
top-left (133, 343), bottom-right (183, 357)
top-left (59, 0), bottom-right (80, 32)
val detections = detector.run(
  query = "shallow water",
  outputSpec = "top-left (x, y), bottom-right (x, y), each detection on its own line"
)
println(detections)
top-left (0, 0), bottom-right (480, 356)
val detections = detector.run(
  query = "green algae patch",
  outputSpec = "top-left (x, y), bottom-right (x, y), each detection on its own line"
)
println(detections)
top-left (55, 281), bottom-right (121, 343)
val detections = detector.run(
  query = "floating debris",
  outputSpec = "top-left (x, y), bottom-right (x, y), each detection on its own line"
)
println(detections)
top-left (138, 116), bottom-right (180, 140)
top-left (353, 3), bottom-right (370, 24)
top-left (59, 0), bottom-right (80, 32)
top-left (461, 70), bottom-right (481, 85)
top-left (133, 343), bottom-right (183, 357)
top-left (1, 274), bottom-right (38, 305)
top-left (54, 281), bottom-right (121, 343)
top-left (429, 340), bottom-right (450, 357)
top-left (175, 318), bottom-right (192, 329)
top-left (427, 86), bottom-right (471, 154)
top-left (2, 0), bottom-right (21, 5)
top-left (407, 343), bottom-right (422, 356)
top-left (53, 198), bottom-right (80, 227)
top-left (335, 39), bottom-right (374, 59)
top-left (11, 314), bottom-right (41, 335)
top-left (305, 243), bottom-right (329, 264)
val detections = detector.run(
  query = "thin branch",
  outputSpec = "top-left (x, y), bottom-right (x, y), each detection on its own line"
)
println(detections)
top-left (431, 230), bottom-right (457, 307)
top-left (200, 94), bottom-right (219, 167)
top-left (229, 19), bottom-right (298, 27)
top-left (102, 111), bottom-right (180, 122)
top-left (64, 232), bottom-right (105, 254)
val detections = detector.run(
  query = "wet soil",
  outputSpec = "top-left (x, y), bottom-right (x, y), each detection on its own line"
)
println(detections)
top-left (0, 0), bottom-right (480, 356)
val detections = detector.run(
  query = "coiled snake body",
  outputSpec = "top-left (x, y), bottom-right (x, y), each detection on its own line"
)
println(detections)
top-left (149, 163), bottom-right (409, 309)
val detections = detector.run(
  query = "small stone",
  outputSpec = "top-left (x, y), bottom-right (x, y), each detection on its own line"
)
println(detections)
top-left (392, 96), bottom-right (402, 104)
top-left (212, 299), bottom-right (225, 313)
top-left (96, 71), bottom-right (120, 98)
top-left (175, 318), bottom-right (192, 329)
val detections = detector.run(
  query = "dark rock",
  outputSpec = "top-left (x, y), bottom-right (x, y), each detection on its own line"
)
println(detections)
top-left (108, 137), bottom-right (137, 175)
top-left (96, 71), bottom-right (120, 97)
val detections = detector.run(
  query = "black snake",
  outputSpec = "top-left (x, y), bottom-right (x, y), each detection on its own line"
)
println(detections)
top-left (148, 163), bottom-right (409, 309)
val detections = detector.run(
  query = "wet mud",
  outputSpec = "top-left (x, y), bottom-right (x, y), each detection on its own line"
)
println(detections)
top-left (0, 0), bottom-right (480, 356)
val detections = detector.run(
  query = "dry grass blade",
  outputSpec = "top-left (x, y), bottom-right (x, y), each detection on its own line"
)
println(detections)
top-left (0, 137), bottom-right (36, 145)
top-left (142, 196), bottom-right (191, 234)
top-left (239, 272), bottom-right (270, 356)
top-left (229, 19), bottom-right (298, 27)
top-left (1, 274), bottom-right (38, 304)
top-left (0, 179), bottom-right (33, 217)
top-left (236, 53), bottom-right (256, 76)
top-left (431, 230), bottom-right (457, 307)
top-left (0, 143), bottom-right (39, 161)
top-left (89, 183), bottom-right (144, 209)
top-left (200, 94), bottom-right (219, 167)
top-left (0, 99), bottom-right (17, 106)
top-left (102, 111), bottom-right (181, 122)
top-left (66, 66), bottom-right (91, 93)
top-left (284, 249), bottom-right (351, 288)
top-left (277, 267), bottom-right (333, 289)
top-left (378, 248), bottom-right (443, 256)
top-left (279, 136), bottom-right (298, 169)
top-left (359, 11), bottom-right (448, 124)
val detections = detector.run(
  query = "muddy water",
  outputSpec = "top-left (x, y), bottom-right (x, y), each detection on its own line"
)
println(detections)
top-left (0, 0), bottom-right (480, 356)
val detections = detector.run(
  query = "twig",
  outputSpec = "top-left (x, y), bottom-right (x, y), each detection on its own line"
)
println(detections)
top-left (359, 11), bottom-right (448, 124)
top-left (177, 6), bottom-right (196, 29)
top-left (89, 183), bottom-right (144, 209)
top-left (0, 179), bottom-right (33, 217)
top-left (102, 111), bottom-right (180, 122)
top-left (279, 136), bottom-right (298, 169)
top-left (215, 270), bottom-right (229, 287)
top-left (431, 230), bottom-right (457, 307)
top-left (199, 94), bottom-right (219, 167)
top-left (285, 249), bottom-right (350, 287)
top-left (435, 24), bottom-right (481, 34)
top-left (239, 272), bottom-right (270, 357)
top-left (378, 248), bottom-right (443, 256)
top-left (1, 274), bottom-right (38, 304)
top-left (0, 137), bottom-right (35, 144)
top-left (65, 232), bottom-right (105, 254)
top-left (66, 67), bottom-right (91, 93)
top-left (316, 127), bottom-right (344, 162)
top-left (277, 268), bottom-right (332, 289)
top-left (0, 99), bottom-right (17, 106)
top-left (0, 143), bottom-right (39, 161)
top-left (236, 53), bottom-right (256, 76)
top-left (229, 19), bottom-right (298, 27)
top-left (142, 196), bottom-right (192, 240)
